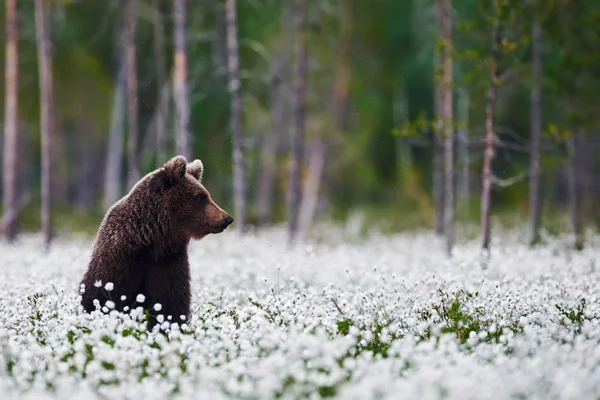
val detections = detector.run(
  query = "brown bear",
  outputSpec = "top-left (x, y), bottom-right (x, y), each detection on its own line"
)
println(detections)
top-left (78, 155), bottom-right (233, 329)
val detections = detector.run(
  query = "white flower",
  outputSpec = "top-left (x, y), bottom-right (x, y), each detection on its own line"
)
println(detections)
top-left (105, 301), bottom-right (115, 309)
top-left (136, 294), bottom-right (145, 303)
top-left (104, 282), bottom-right (114, 292)
top-left (1, 226), bottom-right (600, 398)
top-left (153, 303), bottom-right (162, 312)
top-left (93, 280), bottom-right (102, 288)
top-left (120, 295), bottom-right (127, 301)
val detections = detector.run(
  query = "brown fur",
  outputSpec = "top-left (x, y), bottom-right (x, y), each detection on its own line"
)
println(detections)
top-left (79, 155), bottom-right (233, 328)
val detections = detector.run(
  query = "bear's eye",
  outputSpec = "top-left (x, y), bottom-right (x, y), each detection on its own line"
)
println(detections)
top-left (196, 193), bottom-right (208, 203)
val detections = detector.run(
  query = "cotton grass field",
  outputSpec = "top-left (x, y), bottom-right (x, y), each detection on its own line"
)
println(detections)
top-left (1, 225), bottom-right (599, 400)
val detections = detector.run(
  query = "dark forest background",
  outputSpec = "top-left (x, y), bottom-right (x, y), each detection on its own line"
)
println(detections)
top-left (1, 0), bottom-right (599, 253)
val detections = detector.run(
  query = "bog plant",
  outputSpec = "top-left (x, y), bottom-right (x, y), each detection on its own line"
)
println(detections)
top-left (0, 227), bottom-right (599, 399)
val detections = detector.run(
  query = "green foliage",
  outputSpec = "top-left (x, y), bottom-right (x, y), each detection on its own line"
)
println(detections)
top-left (555, 298), bottom-right (597, 334)
top-left (3, 0), bottom-right (600, 238)
top-left (423, 288), bottom-right (524, 345)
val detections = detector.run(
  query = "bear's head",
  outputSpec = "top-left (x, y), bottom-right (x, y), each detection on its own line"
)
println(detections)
top-left (148, 155), bottom-right (234, 240)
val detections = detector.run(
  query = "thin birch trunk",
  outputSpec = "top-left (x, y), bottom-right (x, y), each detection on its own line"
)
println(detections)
top-left (298, 140), bottom-right (325, 240)
top-left (257, 63), bottom-right (286, 225)
top-left (530, 17), bottom-right (543, 244)
top-left (457, 89), bottom-right (470, 216)
top-left (442, 0), bottom-right (454, 255)
top-left (394, 86), bottom-right (412, 177)
top-left (145, 79), bottom-right (171, 162)
top-left (153, 0), bottom-right (168, 164)
top-left (75, 122), bottom-right (95, 210)
top-left (481, 5), bottom-right (500, 252)
top-left (257, 4), bottom-right (292, 226)
top-left (297, 0), bottom-right (351, 239)
top-left (126, 0), bottom-right (140, 188)
top-left (103, 37), bottom-right (127, 209)
top-left (173, 0), bottom-right (191, 160)
top-left (433, 0), bottom-right (445, 236)
top-left (334, 0), bottom-right (352, 135)
top-left (288, 0), bottom-right (308, 244)
top-left (567, 128), bottom-right (583, 249)
top-left (35, 0), bottom-right (55, 248)
top-left (225, 0), bottom-right (246, 232)
top-left (2, 0), bottom-right (19, 242)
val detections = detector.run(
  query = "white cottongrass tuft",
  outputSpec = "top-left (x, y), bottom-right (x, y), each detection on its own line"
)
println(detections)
top-left (136, 294), bottom-right (145, 303)
top-left (104, 282), bottom-right (114, 292)
top-left (0, 226), bottom-right (599, 399)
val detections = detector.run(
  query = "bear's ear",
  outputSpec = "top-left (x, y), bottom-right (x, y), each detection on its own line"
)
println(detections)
top-left (164, 155), bottom-right (188, 181)
top-left (186, 159), bottom-right (204, 182)
top-left (148, 155), bottom-right (187, 192)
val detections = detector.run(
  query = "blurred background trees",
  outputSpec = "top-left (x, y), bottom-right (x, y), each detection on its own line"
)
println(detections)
top-left (1, 0), bottom-right (600, 252)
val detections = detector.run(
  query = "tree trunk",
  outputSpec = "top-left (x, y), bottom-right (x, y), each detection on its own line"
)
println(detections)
top-left (125, 0), bottom-right (140, 188)
top-left (173, 0), bottom-right (191, 160)
top-left (530, 17), bottom-right (543, 244)
top-left (74, 121), bottom-right (96, 210)
top-left (433, 0), bottom-right (445, 236)
top-left (225, 0), bottom-right (247, 232)
top-left (257, 4), bottom-right (292, 226)
top-left (143, 79), bottom-right (171, 163)
top-left (34, 0), bottom-right (55, 249)
top-left (2, 0), bottom-right (19, 242)
top-left (441, 0), bottom-right (454, 255)
top-left (567, 128), bottom-right (583, 249)
top-left (298, 140), bottom-right (325, 241)
top-left (153, 0), bottom-right (168, 164)
top-left (104, 34), bottom-right (127, 209)
top-left (457, 89), bottom-right (470, 217)
top-left (288, 0), bottom-right (308, 244)
top-left (257, 58), bottom-right (287, 225)
top-left (481, 8), bottom-right (500, 252)
top-left (296, 0), bottom-right (351, 238)
top-left (334, 0), bottom-right (352, 135)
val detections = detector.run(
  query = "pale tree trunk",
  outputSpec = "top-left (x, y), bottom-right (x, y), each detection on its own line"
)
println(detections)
top-left (530, 17), bottom-right (543, 244)
top-left (257, 82), bottom-right (285, 225)
top-left (288, 0), bottom-right (308, 244)
top-left (125, 0), bottom-right (140, 188)
top-left (481, 7), bottom-right (500, 252)
top-left (441, 0), bottom-right (454, 255)
top-left (143, 79), bottom-right (171, 163)
top-left (153, 0), bottom-right (168, 164)
top-left (2, 0), bottom-right (19, 242)
top-left (257, 3), bottom-right (292, 226)
top-left (457, 89), bottom-right (470, 216)
top-left (225, 0), bottom-right (246, 232)
top-left (257, 53), bottom-right (287, 225)
top-left (394, 87), bottom-right (411, 172)
top-left (103, 59), bottom-right (127, 209)
top-left (35, 0), bottom-right (55, 248)
top-left (567, 128), bottom-right (583, 249)
top-left (74, 121), bottom-right (96, 210)
top-left (433, 0), bottom-right (445, 236)
top-left (333, 0), bottom-right (352, 135)
top-left (297, 140), bottom-right (325, 240)
top-left (297, 0), bottom-right (352, 239)
top-left (173, 0), bottom-right (191, 160)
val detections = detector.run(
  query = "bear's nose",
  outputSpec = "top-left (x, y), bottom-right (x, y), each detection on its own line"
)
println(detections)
top-left (224, 215), bottom-right (234, 226)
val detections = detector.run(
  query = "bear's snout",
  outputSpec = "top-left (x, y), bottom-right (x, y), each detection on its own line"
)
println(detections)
top-left (209, 215), bottom-right (234, 233)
